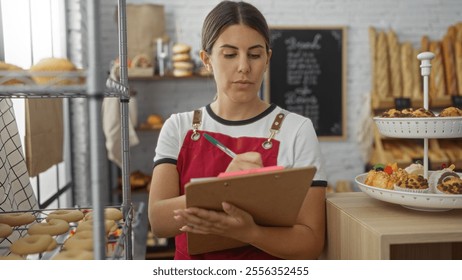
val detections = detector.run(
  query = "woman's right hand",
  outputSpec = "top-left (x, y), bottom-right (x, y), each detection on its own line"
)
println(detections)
top-left (225, 151), bottom-right (263, 172)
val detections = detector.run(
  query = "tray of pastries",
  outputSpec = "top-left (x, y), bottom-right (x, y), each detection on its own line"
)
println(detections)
top-left (356, 162), bottom-right (462, 211)
top-left (374, 107), bottom-right (462, 138)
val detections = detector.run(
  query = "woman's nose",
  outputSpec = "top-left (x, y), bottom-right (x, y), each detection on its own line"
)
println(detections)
top-left (238, 57), bottom-right (250, 73)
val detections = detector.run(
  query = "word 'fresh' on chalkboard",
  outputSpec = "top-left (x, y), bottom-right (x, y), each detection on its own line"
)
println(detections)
top-left (265, 26), bottom-right (346, 140)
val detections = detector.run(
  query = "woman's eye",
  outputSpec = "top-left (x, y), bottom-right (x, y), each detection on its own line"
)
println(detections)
top-left (249, 54), bottom-right (261, 59)
top-left (224, 53), bottom-right (237, 58)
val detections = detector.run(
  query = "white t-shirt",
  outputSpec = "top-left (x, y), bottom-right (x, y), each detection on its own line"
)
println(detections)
top-left (154, 104), bottom-right (327, 186)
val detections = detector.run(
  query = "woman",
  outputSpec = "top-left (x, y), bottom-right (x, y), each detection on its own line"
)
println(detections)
top-left (148, 0), bottom-right (327, 260)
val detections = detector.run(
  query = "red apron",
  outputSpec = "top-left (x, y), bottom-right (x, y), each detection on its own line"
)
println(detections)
top-left (174, 113), bottom-right (283, 259)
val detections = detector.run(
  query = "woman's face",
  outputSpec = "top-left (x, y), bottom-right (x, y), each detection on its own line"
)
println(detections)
top-left (203, 24), bottom-right (272, 104)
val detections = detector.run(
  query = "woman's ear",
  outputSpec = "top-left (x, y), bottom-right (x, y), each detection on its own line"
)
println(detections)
top-left (200, 50), bottom-right (210, 67)
top-left (266, 49), bottom-right (272, 65)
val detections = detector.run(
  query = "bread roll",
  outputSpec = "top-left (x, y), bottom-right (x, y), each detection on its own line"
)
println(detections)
top-left (29, 57), bottom-right (79, 85)
top-left (173, 68), bottom-right (193, 77)
top-left (172, 43), bottom-right (191, 54)
top-left (0, 61), bottom-right (27, 85)
top-left (387, 30), bottom-right (402, 97)
top-left (376, 32), bottom-right (390, 98)
top-left (131, 54), bottom-right (152, 68)
top-left (172, 53), bottom-right (191, 62)
top-left (173, 61), bottom-right (194, 70)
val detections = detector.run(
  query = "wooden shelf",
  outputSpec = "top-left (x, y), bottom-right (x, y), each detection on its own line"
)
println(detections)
top-left (129, 73), bottom-right (213, 81)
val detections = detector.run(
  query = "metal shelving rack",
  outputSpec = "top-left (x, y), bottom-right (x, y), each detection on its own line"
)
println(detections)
top-left (0, 0), bottom-right (132, 260)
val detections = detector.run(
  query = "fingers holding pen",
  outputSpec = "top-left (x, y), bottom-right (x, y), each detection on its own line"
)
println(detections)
top-left (226, 151), bottom-right (263, 172)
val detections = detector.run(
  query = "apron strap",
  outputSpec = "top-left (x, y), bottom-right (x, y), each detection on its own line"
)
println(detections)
top-left (262, 111), bottom-right (286, 149)
top-left (191, 109), bottom-right (202, 141)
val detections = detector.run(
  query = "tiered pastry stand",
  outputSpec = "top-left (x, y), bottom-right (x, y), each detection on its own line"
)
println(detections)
top-left (355, 52), bottom-right (462, 211)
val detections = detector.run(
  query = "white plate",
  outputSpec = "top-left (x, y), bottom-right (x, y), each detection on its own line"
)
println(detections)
top-left (355, 173), bottom-right (462, 211)
top-left (373, 116), bottom-right (462, 138)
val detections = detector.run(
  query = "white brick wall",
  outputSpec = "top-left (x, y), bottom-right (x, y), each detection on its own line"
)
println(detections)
top-left (99, 0), bottom-right (462, 188)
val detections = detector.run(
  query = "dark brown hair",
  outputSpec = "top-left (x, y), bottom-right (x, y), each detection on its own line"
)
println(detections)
top-left (201, 1), bottom-right (270, 54)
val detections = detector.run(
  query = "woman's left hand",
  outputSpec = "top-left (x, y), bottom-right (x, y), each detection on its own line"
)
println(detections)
top-left (173, 202), bottom-right (258, 243)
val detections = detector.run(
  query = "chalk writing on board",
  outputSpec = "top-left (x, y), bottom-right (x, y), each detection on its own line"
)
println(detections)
top-left (268, 27), bottom-right (345, 139)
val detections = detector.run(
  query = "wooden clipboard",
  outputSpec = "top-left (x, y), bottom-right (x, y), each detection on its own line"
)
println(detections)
top-left (185, 166), bottom-right (317, 255)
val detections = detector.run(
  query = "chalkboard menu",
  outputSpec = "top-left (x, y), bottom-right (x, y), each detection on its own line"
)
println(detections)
top-left (265, 27), bottom-right (346, 140)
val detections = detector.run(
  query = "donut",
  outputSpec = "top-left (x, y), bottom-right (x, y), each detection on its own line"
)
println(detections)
top-left (64, 231), bottom-right (94, 251)
top-left (173, 61), bottom-right (194, 70)
top-left (10, 234), bottom-right (57, 255)
top-left (46, 209), bottom-right (84, 223)
top-left (28, 218), bottom-right (69, 236)
top-left (0, 254), bottom-right (25, 260)
top-left (84, 208), bottom-right (123, 221)
top-left (0, 223), bottom-right (13, 238)
top-left (76, 219), bottom-right (118, 234)
top-left (0, 212), bottom-right (36, 227)
top-left (52, 249), bottom-right (94, 260)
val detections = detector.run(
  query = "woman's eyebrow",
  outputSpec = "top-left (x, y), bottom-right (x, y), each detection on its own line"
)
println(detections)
top-left (219, 44), bottom-right (265, 50)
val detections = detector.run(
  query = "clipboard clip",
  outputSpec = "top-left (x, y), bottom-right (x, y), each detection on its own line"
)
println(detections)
top-left (262, 113), bottom-right (285, 149)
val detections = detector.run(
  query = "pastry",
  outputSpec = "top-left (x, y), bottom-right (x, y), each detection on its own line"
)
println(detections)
top-left (404, 163), bottom-right (424, 176)
top-left (439, 106), bottom-right (462, 117)
top-left (436, 177), bottom-right (462, 194)
top-left (411, 107), bottom-right (435, 117)
top-left (428, 164), bottom-right (459, 193)
top-left (147, 114), bottom-right (163, 126)
top-left (29, 57), bottom-right (80, 85)
top-left (394, 174), bottom-right (429, 193)
top-left (381, 108), bottom-right (402, 117)
top-left (131, 54), bottom-right (152, 68)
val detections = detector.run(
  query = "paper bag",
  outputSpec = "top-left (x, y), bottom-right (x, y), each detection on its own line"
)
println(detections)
top-left (126, 4), bottom-right (166, 61)
top-left (25, 99), bottom-right (64, 177)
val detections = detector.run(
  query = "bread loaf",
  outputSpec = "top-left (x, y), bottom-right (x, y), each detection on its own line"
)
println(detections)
top-left (441, 34), bottom-right (457, 95)
top-left (429, 42), bottom-right (446, 98)
top-left (412, 48), bottom-right (422, 99)
top-left (400, 42), bottom-right (413, 98)
top-left (369, 27), bottom-right (377, 99)
top-left (0, 61), bottom-right (26, 85)
top-left (455, 42), bottom-right (462, 95)
top-left (421, 36), bottom-right (430, 52)
top-left (387, 30), bottom-right (402, 97)
top-left (29, 57), bottom-right (79, 85)
top-left (376, 32), bottom-right (390, 99)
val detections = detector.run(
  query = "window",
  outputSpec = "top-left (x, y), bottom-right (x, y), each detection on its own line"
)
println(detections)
top-left (1, 0), bottom-right (71, 208)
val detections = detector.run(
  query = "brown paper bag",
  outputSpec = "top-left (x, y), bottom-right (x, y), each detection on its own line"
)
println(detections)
top-left (25, 99), bottom-right (64, 177)
top-left (126, 4), bottom-right (166, 61)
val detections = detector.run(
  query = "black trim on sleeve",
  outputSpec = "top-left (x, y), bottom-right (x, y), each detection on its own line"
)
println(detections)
top-left (153, 158), bottom-right (177, 169)
top-left (311, 180), bottom-right (328, 187)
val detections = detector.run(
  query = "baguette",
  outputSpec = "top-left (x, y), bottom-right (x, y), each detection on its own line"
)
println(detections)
top-left (387, 30), bottom-right (402, 97)
top-left (400, 42), bottom-right (413, 98)
top-left (412, 48), bottom-right (422, 99)
top-left (421, 35), bottom-right (430, 52)
top-left (376, 32), bottom-right (390, 99)
top-left (456, 42), bottom-right (462, 95)
top-left (369, 27), bottom-right (377, 98)
top-left (441, 34), bottom-right (457, 95)
top-left (429, 42), bottom-right (446, 98)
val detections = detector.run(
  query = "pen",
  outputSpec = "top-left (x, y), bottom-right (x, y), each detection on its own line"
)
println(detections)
top-left (203, 133), bottom-right (237, 158)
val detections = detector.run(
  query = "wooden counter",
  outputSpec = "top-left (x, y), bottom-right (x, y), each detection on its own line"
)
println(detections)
top-left (324, 192), bottom-right (462, 260)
